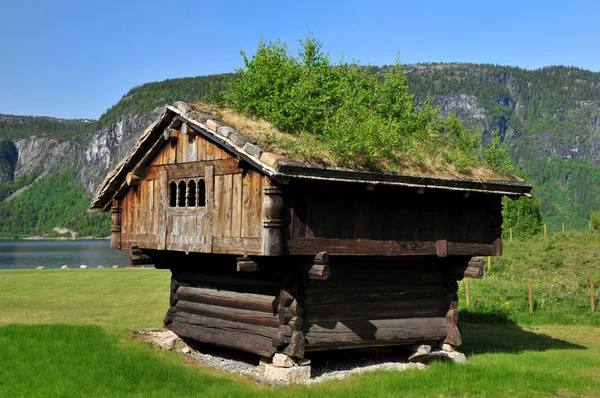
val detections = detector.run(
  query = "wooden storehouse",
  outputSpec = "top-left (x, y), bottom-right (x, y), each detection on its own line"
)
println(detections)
top-left (91, 103), bottom-right (531, 363)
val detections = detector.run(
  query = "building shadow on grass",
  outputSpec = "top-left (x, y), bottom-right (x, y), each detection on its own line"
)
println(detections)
top-left (458, 311), bottom-right (586, 355)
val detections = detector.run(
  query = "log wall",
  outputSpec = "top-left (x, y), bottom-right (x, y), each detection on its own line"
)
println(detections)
top-left (166, 256), bottom-right (282, 357)
top-left (284, 180), bottom-right (503, 257)
top-left (302, 256), bottom-right (465, 350)
top-left (161, 254), bottom-right (467, 356)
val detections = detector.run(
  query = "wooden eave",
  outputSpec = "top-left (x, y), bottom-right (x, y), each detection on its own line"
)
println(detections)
top-left (276, 161), bottom-right (532, 197)
top-left (91, 105), bottom-right (532, 211)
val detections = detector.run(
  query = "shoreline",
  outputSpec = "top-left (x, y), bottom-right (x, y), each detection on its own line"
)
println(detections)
top-left (0, 236), bottom-right (110, 241)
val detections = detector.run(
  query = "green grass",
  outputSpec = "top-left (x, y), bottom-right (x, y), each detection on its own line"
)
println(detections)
top-left (460, 230), bottom-right (600, 326)
top-left (1, 231), bottom-right (600, 397)
top-left (0, 269), bottom-right (169, 330)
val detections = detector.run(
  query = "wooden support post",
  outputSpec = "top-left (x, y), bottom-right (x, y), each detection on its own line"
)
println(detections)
top-left (562, 223), bottom-right (565, 233)
top-left (591, 277), bottom-right (596, 313)
top-left (443, 291), bottom-right (461, 347)
top-left (487, 256), bottom-right (491, 273)
top-left (528, 279), bottom-right (533, 314)
top-left (509, 228), bottom-right (513, 242)
top-left (261, 184), bottom-right (284, 256)
top-left (465, 279), bottom-right (470, 310)
top-left (544, 224), bottom-right (547, 238)
top-left (444, 300), bottom-right (461, 347)
top-left (110, 200), bottom-right (121, 249)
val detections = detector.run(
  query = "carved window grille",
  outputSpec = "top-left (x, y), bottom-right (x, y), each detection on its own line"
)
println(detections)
top-left (168, 179), bottom-right (206, 208)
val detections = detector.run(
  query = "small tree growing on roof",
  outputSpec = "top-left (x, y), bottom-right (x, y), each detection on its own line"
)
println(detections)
top-left (223, 36), bottom-right (511, 176)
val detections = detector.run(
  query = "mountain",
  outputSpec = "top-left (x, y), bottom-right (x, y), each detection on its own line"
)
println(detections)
top-left (1, 65), bottom-right (599, 237)
top-left (402, 64), bottom-right (600, 231)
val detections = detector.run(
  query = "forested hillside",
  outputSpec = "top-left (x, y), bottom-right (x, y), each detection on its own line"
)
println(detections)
top-left (401, 64), bottom-right (600, 231)
top-left (98, 74), bottom-right (233, 125)
top-left (1, 64), bottom-right (600, 237)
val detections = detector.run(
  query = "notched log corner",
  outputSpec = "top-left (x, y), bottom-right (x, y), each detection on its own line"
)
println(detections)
top-left (236, 256), bottom-right (262, 272)
top-left (308, 251), bottom-right (331, 280)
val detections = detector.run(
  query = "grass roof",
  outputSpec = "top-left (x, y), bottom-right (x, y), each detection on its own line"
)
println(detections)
top-left (205, 36), bottom-right (515, 182)
top-left (190, 102), bottom-right (515, 182)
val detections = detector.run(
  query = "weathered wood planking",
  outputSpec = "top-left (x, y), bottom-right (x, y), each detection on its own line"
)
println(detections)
top-left (232, 173), bottom-right (243, 238)
top-left (149, 131), bottom-right (235, 167)
top-left (283, 182), bottom-right (502, 257)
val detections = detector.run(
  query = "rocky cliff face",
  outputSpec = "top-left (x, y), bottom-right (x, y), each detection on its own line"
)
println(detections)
top-left (406, 63), bottom-right (600, 164)
top-left (0, 141), bottom-right (18, 184)
top-left (0, 113), bottom-right (152, 195)
top-left (79, 113), bottom-right (152, 194)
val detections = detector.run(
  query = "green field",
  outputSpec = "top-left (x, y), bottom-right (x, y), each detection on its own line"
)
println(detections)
top-left (1, 232), bottom-right (599, 397)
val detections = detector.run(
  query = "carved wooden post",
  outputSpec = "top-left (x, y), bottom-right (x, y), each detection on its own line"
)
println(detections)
top-left (185, 180), bottom-right (190, 207)
top-left (262, 184), bottom-right (284, 256)
top-left (110, 200), bottom-right (121, 249)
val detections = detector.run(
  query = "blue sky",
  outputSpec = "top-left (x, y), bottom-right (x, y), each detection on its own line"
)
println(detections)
top-left (1, 0), bottom-right (598, 119)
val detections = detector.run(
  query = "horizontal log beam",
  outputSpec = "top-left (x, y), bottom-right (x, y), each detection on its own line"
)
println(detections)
top-left (323, 272), bottom-right (447, 286)
top-left (303, 317), bottom-right (447, 349)
top-left (176, 300), bottom-right (280, 328)
top-left (303, 298), bottom-right (447, 323)
top-left (172, 312), bottom-right (276, 357)
top-left (176, 273), bottom-right (280, 290)
top-left (304, 285), bottom-right (449, 305)
top-left (176, 286), bottom-right (278, 313)
top-left (285, 238), bottom-right (497, 256)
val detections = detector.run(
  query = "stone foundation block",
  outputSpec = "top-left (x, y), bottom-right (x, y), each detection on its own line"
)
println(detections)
top-left (264, 364), bottom-right (311, 383)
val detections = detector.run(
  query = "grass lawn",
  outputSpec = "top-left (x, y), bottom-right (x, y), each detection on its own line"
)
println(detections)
top-left (1, 241), bottom-right (599, 397)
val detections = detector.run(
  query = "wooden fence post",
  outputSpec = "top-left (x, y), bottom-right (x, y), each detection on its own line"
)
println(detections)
top-left (528, 279), bottom-right (533, 314)
top-left (544, 224), bottom-right (547, 239)
top-left (562, 223), bottom-right (565, 233)
top-left (465, 279), bottom-right (471, 310)
top-left (591, 277), bottom-right (596, 313)
top-left (509, 228), bottom-right (513, 242)
top-left (487, 256), bottom-right (491, 273)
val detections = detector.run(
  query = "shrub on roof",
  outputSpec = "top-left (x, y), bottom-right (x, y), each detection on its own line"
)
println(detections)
top-left (222, 36), bottom-right (511, 177)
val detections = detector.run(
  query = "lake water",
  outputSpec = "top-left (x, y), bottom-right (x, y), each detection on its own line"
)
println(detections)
top-left (0, 240), bottom-right (130, 269)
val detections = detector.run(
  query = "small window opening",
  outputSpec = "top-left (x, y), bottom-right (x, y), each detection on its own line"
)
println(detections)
top-left (169, 181), bottom-right (177, 207)
top-left (178, 181), bottom-right (186, 207)
top-left (188, 180), bottom-right (197, 207)
top-left (197, 179), bottom-right (206, 207)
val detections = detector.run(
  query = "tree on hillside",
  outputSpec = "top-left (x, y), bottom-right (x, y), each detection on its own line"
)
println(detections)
top-left (590, 210), bottom-right (600, 231)
top-left (502, 196), bottom-right (543, 239)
